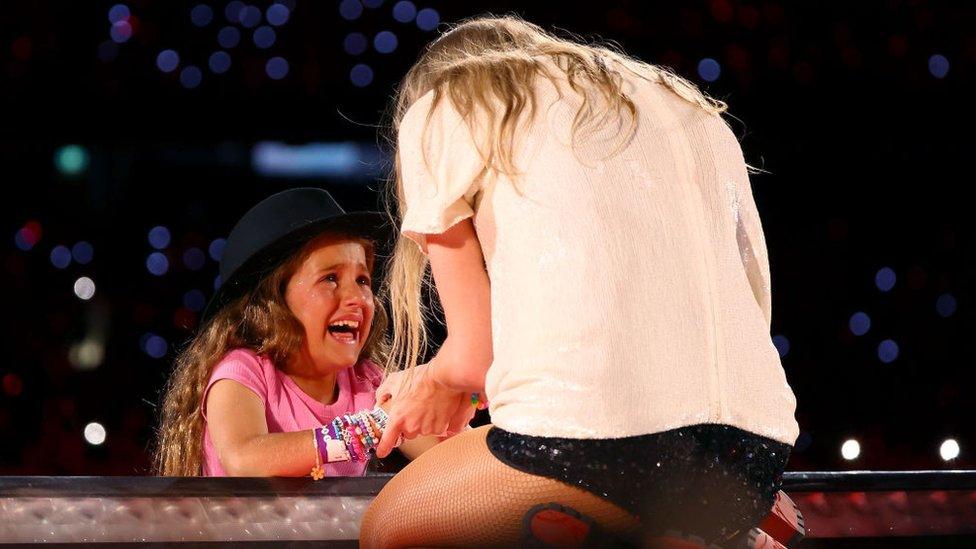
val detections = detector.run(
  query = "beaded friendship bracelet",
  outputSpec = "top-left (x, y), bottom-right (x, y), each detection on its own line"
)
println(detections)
top-left (309, 406), bottom-right (390, 480)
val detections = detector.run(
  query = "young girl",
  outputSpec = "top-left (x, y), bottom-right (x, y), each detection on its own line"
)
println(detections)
top-left (363, 16), bottom-right (799, 547)
top-left (153, 187), bottom-right (438, 477)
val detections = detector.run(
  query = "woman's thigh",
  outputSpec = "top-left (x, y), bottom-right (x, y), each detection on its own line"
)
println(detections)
top-left (360, 425), bottom-right (640, 548)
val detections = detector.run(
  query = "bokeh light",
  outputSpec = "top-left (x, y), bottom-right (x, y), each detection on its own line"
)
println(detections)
top-left (73, 276), bottom-right (96, 300)
top-left (218, 26), bottom-right (241, 49)
top-left (841, 439), bottom-right (861, 460)
top-left (110, 21), bottom-right (133, 44)
top-left (55, 145), bottom-right (90, 176)
top-left (416, 8), bottom-right (439, 31)
top-left (238, 5), bottom-right (262, 28)
top-left (878, 339), bottom-right (899, 363)
top-left (697, 58), bottom-right (721, 81)
top-left (936, 293), bottom-right (957, 318)
top-left (14, 221), bottom-right (42, 251)
top-left (940, 439), bottom-right (960, 461)
top-left (344, 32), bottom-right (368, 55)
top-left (224, 0), bottom-right (245, 23)
top-left (209, 51), bottom-right (232, 73)
top-left (350, 63), bottom-right (373, 87)
top-left (772, 334), bottom-right (790, 358)
top-left (180, 65), bottom-right (203, 89)
top-left (183, 289), bottom-right (207, 312)
top-left (392, 1), bottom-right (416, 23)
top-left (875, 267), bottom-right (896, 292)
top-left (208, 238), bottom-right (226, 261)
top-left (339, 0), bottom-right (363, 20)
top-left (144, 334), bottom-right (168, 358)
top-left (50, 245), bottom-right (72, 269)
top-left (69, 339), bottom-right (105, 370)
top-left (146, 252), bottom-right (170, 276)
top-left (108, 4), bottom-right (130, 24)
top-left (374, 31), bottom-right (398, 54)
top-left (266, 57), bottom-right (289, 80)
top-left (183, 247), bottom-right (206, 270)
top-left (148, 226), bottom-right (171, 249)
top-left (84, 422), bottom-right (107, 446)
top-left (928, 54), bottom-right (950, 79)
top-left (266, 3), bottom-right (290, 26)
top-left (2, 373), bottom-right (23, 397)
top-left (156, 49), bottom-right (180, 73)
top-left (849, 311), bottom-right (871, 336)
top-left (190, 4), bottom-right (214, 27)
top-left (253, 26), bottom-right (276, 49)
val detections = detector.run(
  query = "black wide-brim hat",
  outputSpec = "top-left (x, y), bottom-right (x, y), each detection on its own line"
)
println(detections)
top-left (201, 187), bottom-right (392, 323)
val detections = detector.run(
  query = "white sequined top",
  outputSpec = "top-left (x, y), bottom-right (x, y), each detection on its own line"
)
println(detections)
top-left (397, 62), bottom-right (799, 446)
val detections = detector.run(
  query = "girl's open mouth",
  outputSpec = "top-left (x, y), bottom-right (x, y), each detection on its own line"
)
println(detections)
top-left (327, 319), bottom-right (360, 344)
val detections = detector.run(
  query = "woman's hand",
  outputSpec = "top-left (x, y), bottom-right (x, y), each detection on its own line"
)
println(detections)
top-left (374, 362), bottom-right (475, 458)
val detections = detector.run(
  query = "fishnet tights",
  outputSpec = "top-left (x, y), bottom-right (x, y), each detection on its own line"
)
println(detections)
top-left (360, 425), bottom-right (640, 548)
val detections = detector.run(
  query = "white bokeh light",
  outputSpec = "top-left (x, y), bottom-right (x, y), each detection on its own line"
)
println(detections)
top-left (940, 439), bottom-right (960, 461)
top-left (841, 439), bottom-right (860, 460)
top-left (73, 277), bottom-right (96, 300)
top-left (84, 422), bottom-right (107, 446)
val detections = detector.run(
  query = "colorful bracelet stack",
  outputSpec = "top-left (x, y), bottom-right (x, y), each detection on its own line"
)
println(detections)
top-left (309, 405), bottom-right (390, 480)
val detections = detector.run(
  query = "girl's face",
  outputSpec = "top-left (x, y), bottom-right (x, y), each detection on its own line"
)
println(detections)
top-left (284, 236), bottom-right (374, 370)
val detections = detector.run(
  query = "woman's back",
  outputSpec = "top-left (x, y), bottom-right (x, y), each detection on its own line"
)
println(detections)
top-left (399, 60), bottom-right (798, 444)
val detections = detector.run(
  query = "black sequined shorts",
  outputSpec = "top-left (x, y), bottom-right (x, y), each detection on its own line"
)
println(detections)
top-left (486, 423), bottom-right (791, 539)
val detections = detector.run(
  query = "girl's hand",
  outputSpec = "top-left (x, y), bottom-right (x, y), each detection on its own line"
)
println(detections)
top-left (374, 362), bottom-right (473, 458)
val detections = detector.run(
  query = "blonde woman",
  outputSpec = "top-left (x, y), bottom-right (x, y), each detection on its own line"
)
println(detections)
top-left (362, 16), bottom-right (799, 547)
top-left (154, 188), bottom-right (439, 478)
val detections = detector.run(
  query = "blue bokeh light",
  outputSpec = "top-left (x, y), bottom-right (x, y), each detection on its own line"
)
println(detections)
top-left (392, 0), bottom-right (416, 22)
top-left (878, 339), bottom-right (899, 363)
top-left (147, 252), bottom-right (170, 276)
top-left (848, 311), bottom-right (871, 336)
top-left (374, 31), bottom-right (398, 54)
top-left (180, 65), bottom-right (203, 89)
top-left (148, 226), bottom-right (171, 249)
top-left (209, 51), bottom-right (231, 73)
top-left (183, 289), bottom-right (207, 312)
top-left (224, 1), bottom-right (244, 23)
top-left (110, 21), bottom-right (133, 44)
top-left (253, 26), bottom-right (276, 49)
top-left (156, 49), bottom-right (180, 73)
top-left (339, 0), bottom-right (363, 20)
top-left (108, 4), bottom-right (130, 24)
top-left (144, 334), bottom-right (168, 358)
top-left (875, 267), bottom-right (896, 292)
top-left (350, 63), bottom-right (373, 87)
top-left (266, 57), bottom-right (289, 80)
top-left (344, 32), bottom-right (367, 55)
top-left (416, 7), bottom-right (439, 31)
top-left (772, 334), bottom-right (790, 358)
top-left (72, 241), bottom-right (94, 265)
top-left (266, 3), bottom-right (290, 26)
top-left (190, 4), bottom-right (213, 26)
top-left (218, 26), bottom-right (241, 48)
top-left (238, 5), bottom-right (262, 28)
top-left (697, 58), bottom-right (721, 82)
top-left (936, 293), bottom-right (957, 318)
top-left (50, 245), bottom-right (72, 269)
top-left (183, 247), bottom-right (206, 270)
top-left (928, 54), bottom-right (950, 79)
top-left (208, 238), bottom-right (227, 261)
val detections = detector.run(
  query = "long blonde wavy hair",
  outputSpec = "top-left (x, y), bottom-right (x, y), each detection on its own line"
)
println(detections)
top-left (384, 15), bottom-right (730, 375)
top-left (153, 235), bottom-right (388, 476)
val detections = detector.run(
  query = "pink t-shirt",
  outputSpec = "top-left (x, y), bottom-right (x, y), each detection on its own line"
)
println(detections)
top-left (200, 348), bottom-right (384, 477)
